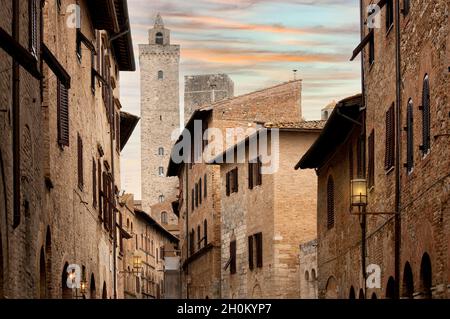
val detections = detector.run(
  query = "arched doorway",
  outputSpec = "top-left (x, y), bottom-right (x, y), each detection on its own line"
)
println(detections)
top-left (419, 253), bottom-right (432, 299)
top-left (102, 282), bottom-right (107, 299)
top-left (45, 227), bottom-right (52, 297)
top-left (61, 262), bottom-right (72, 299)
top-left (385, 276), bottom-right (395, 299)
top-left (402, 262), bottom-right (414, 299)
top-left (0, 233), bottom-right (4, 299)
top-left (358, 289), bottom-right (365, 299)
top-left (371, 293), bottom-right (377, 299)
top-left (349, 286), bottom-right (356, 299)
top-left (39, 248), bottom-right (47, 298)
top-left (325, 276), bottom-right (338, 299)
top-left (90, 273), bottom-right (96, 299)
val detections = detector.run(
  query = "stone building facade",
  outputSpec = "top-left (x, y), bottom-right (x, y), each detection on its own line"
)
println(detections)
top-left (210, 122), bottom-right (323, 298)
top-left (299, 240), bottom-right (318, 299)
top-left (168, 80), bottom-right (304, 298)
top-left (139, 14), bottom-right (180, 217)
top-left (118, 194), bottom-right (179, 299)
top-left (299, 0), bottom-right (449, 300)
top-left (184, 74), bottom-right (234, 123)
top-left (0, 0), bottom-right (137, 299)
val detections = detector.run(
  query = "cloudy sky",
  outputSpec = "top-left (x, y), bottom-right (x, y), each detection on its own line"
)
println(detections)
top-left (120, 0), bottom-right (362, 198)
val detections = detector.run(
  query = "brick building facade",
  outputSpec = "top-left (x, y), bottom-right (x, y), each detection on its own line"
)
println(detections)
top-left (0, 0), bottom-right (137, 299)
top-left (209, 122), bottom-right (323, 298)
top-left (167, 80), bottom-right (305, 298)
top-left (299, 0), bottom-right (449, 300)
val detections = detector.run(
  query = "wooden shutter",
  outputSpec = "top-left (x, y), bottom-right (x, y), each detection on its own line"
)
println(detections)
top-left (191, 189), bottom-right (195, 211)
top-left (420, 76), bottom-right (431, 155)
top-left (256, 158), bottom-right (262, 186)
top-left (385, 105), bottom-right (395, 170)
top-left (327, 176), bottom-right (335, 229)
top-left (368, 131), bottom-right (375, 187)
top-left (29, 0), bottom-right (38, 57)
top-left (233, 168), bottom-right (239, 193)
top-left (195, 183), bottom-right (199, 207)
top-left (77, 134), bottom-right (83, 190)
top-left (406, 101), bottom-right (414, 171)
top-left (197, 225), bottom-right (201, 250)
top-left (199, 178), bottom-right (202, 204)
top-left (57, 80), bottom-right (69, 146)
top-left (98, 159), bottom-right (102, 219)
top-left (204, 174), bottom-right (207, 198)
top-left (92, 159), bottom-right (97, 207)
top-left (248, 235), bottom-right (254, 270)
top-left (226, 172), bottom-right (230, 196)
top-left (204, 219), bottom-right (208, 247)
top-left (116, 112), bottom-right (120, 152)
top-left (230, 240), bottom-right (237, 274)
top-left (103, 172), bottom-right (109, 229)
top-left (248, 162), bottom-right (254, 189)
top-left (255, 233), bottom-right (263, 268)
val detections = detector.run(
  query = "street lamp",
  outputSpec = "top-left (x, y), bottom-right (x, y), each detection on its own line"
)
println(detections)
top-left (351, 178), bottom-right (368, 208)
top-left (80, 280), bottom-right (88, 295)
top-left (133, 255), bottom-right (142, 273)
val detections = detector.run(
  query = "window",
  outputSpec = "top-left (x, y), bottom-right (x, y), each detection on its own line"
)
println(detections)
top-left (189, 229), bottom-right (195, 255)
top-left (57, 0), bottom-right (62, 12)
top-left (406, 100), bottom-right (414, 172)
top-left (203, 219), bottom-right (208, 247)
top-left (327, 176), bottom-right (335, 229)
top-left (230, 240), bottom-right (237, 274)
top-left (248, 158), bottom-right (262, 189)
top-left (159, 195), bottom-right (165, 203)
top-left (158, 167), bottom-right (164, 176)
top-left (197, 225), bottom-right (201, 250)
top-left (204, 174), bottom-right (207, 198)
top-left (29, 0), bottom-right (38, 58)
top-left (77, 134), bottom-right (83, 190)
top-left (199, 178), bottom-right (202, 204)
top-left (195, 183), bottom-right (199, 207)
top-left (155, 32), bottom-right (163, 45)
top-left (97, 159), bottom-right (102, 218)
top-left (248, 236), bottom-right (254, 270)
top-left (57, 80), bottom-right (69, 146)
top-left (255, 232), bottom-right (263, 268)
top-left (158, 147), bottom-right (164, 156)
top-left (116, 112), bottom-right (120, 152)
top-left (76, 35), bottom-right (82, 62)
top-left (368, 130), bottom-right (375, 188)
top-left (386, 0), bottom-right (394, 31)
top-left (226, 168), bottom-right (239, 196)
top-left (403, 0), bottom-right (410, 15)
top-left (158, 71), bottom-right (163, 80)
top-left (92, 159), bottom-right (97, 207)
top-left (385, 104), bottom-right (395, 170)
top-left (191, 189), bottom-right (195, 211)
top-left (161, 211), bottom-right (168, 224)
top-left (420, 75), bottom-right (431, 156)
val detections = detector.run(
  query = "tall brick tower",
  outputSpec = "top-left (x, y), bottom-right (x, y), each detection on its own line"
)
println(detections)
top-left (139, 14), bottom-right (179, 215)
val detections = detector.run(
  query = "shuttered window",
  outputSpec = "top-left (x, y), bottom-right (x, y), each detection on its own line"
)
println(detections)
top-left (199, 178), bottom-right (202, 204)
top-left (385, 105), bottom-right (395, 170)
top-left (420, 75), bottom-right (431, 155)
top-left (116, 112), bottom-right (120, 152)
top-left (255, 232), bottom-right (263, 268)
top-left (256, 158), bottom-right (262, 186)
top-left (406, 100), bottom-right (414, 172)
top-left (226, 172), bottom-right (230, 196)
top-left (29, 0), bottom-right (38, 58)
top-left (327, 176), bottom-right (335, 230)
top-left (369, 33), bottom-right (375, 65)
top-left (189, 230), bottom-right (194, 255)
top-left (204, 174), bottom-right (207, 198)
top-left (248, 162), bottom-right (254, 189)
top-left (191, 189), bottom-right (195, 211)
top-left (204, 219), bottom-right (208, 247)
top-left (230, 240), bottom-right (237, 274)
top-left (77, 134), bottom-right (83, 190)
top-left (197, 225), bottom-right (201, 250)
top-left (57, 80), bottom-right (69, 146)
top-left (233, 168), bottom-right (238, 193)
top-left (97, 159), bottom-right (102, 220)
top-left (386, 0), bottom-right (394, 30)
top-left (248, 235), bottom-right (254, 270)
top-left (368, 130), bottom-right (375, 188)
top-left (92, 159), bottom-right (97, 207)
top-left (195, 183), bottom-right (199, 207)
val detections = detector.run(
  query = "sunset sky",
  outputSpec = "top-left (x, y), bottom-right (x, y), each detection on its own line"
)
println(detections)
top-left (120, 0), bottom-right (362, 198)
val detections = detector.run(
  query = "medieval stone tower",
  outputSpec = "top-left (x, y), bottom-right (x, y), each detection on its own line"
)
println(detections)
top-left (139, 14), bottom-right (179, 215)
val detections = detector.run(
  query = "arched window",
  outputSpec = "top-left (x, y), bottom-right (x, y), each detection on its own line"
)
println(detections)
top-left (420, 74), bottom-right (431, 156)
top-left (159, 195), bottom-right (165, 203)
top-left (327, 176), bottom-right (335, 229)
top-left (349, 286), bottom-right (356, 299)
top-left (385, 276), bottom-right (395, 299)
top-left (358, 289), bottom-right (365, 299)
top-left (158, 70), bottom-right (164, 80)
top-left (155, 32), bottom-right (163, 45)
top-left (158, 147), bottom-right (164, 156)
top-left (420, 253), bottom-right (432, 299)
top-left (371, 293), bottom-right (378, 299)
top-left (204, 219), bottom-right (208, 247)
top-left (311, 269), bottom-right (316, 280)
top-left (61, 262), bottom-right (71, 299)
top-left (402, 262), bottom-right (414, 299)
top-left (102, 282), bottom-right (107, 299)
top-left (39, 247), bottom-right (47, 298)
top-left (305, 271), bottom-right (310, 281)
top-left (406, 99), bottom-right (414, 172)
top-left (90, 273), bottom-right (96, 299)
top-left (325, 276), bottom-right (338, 299)
top-left (161, 211), bottom-right (168, 224)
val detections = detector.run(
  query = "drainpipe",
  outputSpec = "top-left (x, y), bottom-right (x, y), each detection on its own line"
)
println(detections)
top-left (394, 0), bottom-right (402, 300)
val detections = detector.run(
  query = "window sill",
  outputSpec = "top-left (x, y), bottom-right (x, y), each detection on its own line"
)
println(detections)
top-left (385, 166), bottom-right (395, 175)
